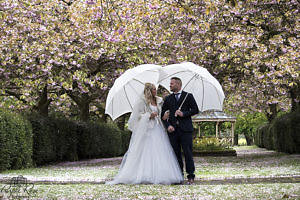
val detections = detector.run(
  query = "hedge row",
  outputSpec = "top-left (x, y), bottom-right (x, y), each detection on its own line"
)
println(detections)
top-left (28, 113), bottom-right (131, 166)
top-left (0, 109), bottom-right (33, 171)
top-left (254, 108), bottom-right (300, 153)
top-left (0, 110), bottom-right (131, 171)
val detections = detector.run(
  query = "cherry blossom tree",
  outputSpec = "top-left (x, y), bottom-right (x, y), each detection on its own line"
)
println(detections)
top-left (0, 0), bottom-right (298, 122)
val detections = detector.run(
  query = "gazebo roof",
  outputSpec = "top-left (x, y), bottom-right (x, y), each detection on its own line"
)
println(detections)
top-left (192, 110), bottom-right (236, 122)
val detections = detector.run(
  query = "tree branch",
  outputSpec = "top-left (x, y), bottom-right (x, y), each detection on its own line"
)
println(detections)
top-left (4, 90), bottom-right (28, 104)
top-left (61, 0), bottom-right (74, 6)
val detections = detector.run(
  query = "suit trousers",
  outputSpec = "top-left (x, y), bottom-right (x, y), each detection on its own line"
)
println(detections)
top-left (168, 128), bottom-right (195, 179)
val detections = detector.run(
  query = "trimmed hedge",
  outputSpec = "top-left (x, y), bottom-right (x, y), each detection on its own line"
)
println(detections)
top-left (0, 109), bottom-right (33, 171)
top-left (27, 113), bottom-right (130, 166)
top-left (254, 109), bottom-right (300, 153)
top-left (121, 130), bottom-right (132, 155)
top-left (271, 110), bottom-right (300, 153)
top-left (53, 117), bottom-right (79, 162)
top-left (27, 113), bottom-right (57, 166)
top-left (255, 124), bottom-right (268, 148)
top-left (78, 122), bottom-right (124, 159)
top-left (1, 110), bottom-right (131, 168)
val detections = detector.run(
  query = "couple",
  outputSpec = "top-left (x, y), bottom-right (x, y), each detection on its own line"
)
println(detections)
top-left (107, 77), bottom-right (199, 185)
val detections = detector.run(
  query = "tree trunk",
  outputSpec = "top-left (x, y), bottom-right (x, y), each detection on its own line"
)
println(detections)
top-left (234, 133), bottom-right (238, 145)
top-left (79, 101), bottom-right (90, 122)
top-left (77, 93), bottom-right (91, 122)
top-left (290, 85), bottom-right (300, 112)
top-left (266, 103), bottom-right (278, 122)
top-left (66, 91), bottom-right (91, 122)
top-left (34, 85), bottom-right (51, 117)
top-left (244, 133), bottom-right (253, 146)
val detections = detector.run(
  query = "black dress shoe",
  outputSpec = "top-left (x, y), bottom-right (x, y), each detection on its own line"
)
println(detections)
top-left (187, 178), bottom-right (194, 185)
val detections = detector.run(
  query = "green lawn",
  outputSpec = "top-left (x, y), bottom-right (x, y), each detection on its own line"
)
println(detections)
top-left (238, 137), bottom-right (247, 146)
top-left (1, 146), bottom-right (298, 181)
top-left (1, 146), bottom-right (299, 199)
top-left (1, 183), bottom-right (299, 199)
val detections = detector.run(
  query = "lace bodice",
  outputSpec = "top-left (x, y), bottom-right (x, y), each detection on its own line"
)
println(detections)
top-left (149, 104), bottom-right (158, 112)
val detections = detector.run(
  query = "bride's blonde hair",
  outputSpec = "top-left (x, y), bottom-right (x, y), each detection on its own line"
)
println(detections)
top-left (144, 83), bottom-right (156, 105)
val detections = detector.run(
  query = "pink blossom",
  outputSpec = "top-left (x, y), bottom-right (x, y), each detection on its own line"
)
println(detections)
top-left (86, 0), bottom-right (95, 5)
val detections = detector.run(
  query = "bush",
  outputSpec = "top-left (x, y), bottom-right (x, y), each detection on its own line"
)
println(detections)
top-left (27, 113), bottom-right (57, 166)
top-left (0, 109), bottom-right (33, 171)
top-left (121, 130), bottom-right (132, 154)
top-left (51, 117), bottom-right (79, 162)
top-left (263, 124), bottom-right (273, 150)
top-left (78, 122), bottom-right (123, 159)
top-left (290, 109), bottom-right (300, 153)
top-left (271, 109), bottom-right (300, 153)
top-left (255, 124), bottom-right (269, 148)
top-left (255, 108), bottom-right (300, 153)
top-left (24, 112), bottom-right (131, 166)
top-left (193, 137), bottom-right (232, 151)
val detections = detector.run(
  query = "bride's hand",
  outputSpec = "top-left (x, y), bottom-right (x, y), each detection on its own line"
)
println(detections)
top-left (150, 112), bottom-right (158, 119)
top-left (167, 125), bottom-right (175, 133)
top-left (162, 110), bottom-right (169, 120)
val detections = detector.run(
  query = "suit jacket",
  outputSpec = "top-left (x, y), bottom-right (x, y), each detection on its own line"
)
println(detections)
top-left (161, 91), bottom-right (199, 132)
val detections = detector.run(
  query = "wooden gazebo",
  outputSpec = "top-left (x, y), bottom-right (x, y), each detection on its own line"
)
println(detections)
top-left (192, 110), bottom-right (236, 145)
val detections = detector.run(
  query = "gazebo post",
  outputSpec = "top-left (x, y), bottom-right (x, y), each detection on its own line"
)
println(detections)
top-left (198, 123), bottom-right (201, 137)
top-left (216, 121), bottom-right (219, 138)
top-left (231, 122), bottom-right (235, 146)
top-left (219, 122), bottom-right (222, 138)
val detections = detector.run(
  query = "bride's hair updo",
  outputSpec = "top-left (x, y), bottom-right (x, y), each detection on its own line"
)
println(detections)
top-left (144, 83), bottom-right (156, 105)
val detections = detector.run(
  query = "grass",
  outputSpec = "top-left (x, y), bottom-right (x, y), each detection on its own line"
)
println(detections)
top-left (1, 183), bottom-right (299, 199)
top-left (194, 148), bottom-right (300, 178)
top-left (238, 138), bottom-right (247, 146)
top-left (1, 146), bottom-right (300, 199)
top-left (2, 147), bottom-right (298, 181)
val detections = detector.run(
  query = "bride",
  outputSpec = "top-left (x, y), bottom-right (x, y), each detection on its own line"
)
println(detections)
top-left (106, 83), bottom-right (183, 185)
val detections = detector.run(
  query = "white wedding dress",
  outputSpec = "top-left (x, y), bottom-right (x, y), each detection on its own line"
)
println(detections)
top-left (106, 98), bottom-right (183, 185)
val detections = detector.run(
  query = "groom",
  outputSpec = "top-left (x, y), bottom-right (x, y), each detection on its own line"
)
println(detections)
top-left (161, 77), bottom-right (199, 184)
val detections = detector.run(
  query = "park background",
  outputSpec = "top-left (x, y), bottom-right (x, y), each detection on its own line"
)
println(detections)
top-left (0, 0), bottom-right (299, 199)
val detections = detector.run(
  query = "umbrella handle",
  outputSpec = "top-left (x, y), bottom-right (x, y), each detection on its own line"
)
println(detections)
top-left (178, 93), bottom-right (189, 111)
top-left (175, 93), bottom-right (189, 117)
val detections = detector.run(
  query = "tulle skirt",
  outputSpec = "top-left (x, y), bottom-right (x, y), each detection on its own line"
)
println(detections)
top-left (106, 122), bottom-right (183, 185)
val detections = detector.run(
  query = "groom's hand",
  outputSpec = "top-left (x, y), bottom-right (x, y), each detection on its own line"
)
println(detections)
top-left (175, 110), bottom-right (183, 117)
top-left (167, 125), bottom-right (175, 133)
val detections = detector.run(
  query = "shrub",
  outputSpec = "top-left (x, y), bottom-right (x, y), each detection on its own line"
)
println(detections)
top-left (290, 109), bottom-right (300, 153)
top-left (27, 113), bottom-right (57, 166)
top-left (193, 137), bottom-right (232, 151)
top-left (271, 109), bottom-right (300, 153)
top-left (263, 124), bottom-right (273, 150)
top-left (121, 130), bottom-right (132, 155)
top-left (78, 122), bottom-right (123, 159)
top-left (25, 112), bottom-right (132, 165)
top-left (255, 124), bottom-right (268, 148)
top-left (0, 109), bottom-right (33, 171)
top-left (255, 108), bottom-right (300, 153)
top-left (52, 117), bottom-right (79, 162)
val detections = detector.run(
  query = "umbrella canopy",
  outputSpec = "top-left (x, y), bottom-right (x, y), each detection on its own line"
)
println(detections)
top-left (105, 64), bottom-right (164, 121)
top-left (159, 62), bottom-right (225, 111)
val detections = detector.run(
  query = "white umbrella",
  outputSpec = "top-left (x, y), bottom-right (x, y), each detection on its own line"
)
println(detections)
top-left (158, 62), bottom-right (225, 111)
top-left (105, 64), bottom-right (165, 121)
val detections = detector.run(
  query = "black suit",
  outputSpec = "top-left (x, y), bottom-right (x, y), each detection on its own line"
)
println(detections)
top-left (161, 91), bottom-right (199, 179)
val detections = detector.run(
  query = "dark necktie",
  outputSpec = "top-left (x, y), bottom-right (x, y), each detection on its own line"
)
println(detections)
top-left (175, 93), bottom-right (180, 101)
